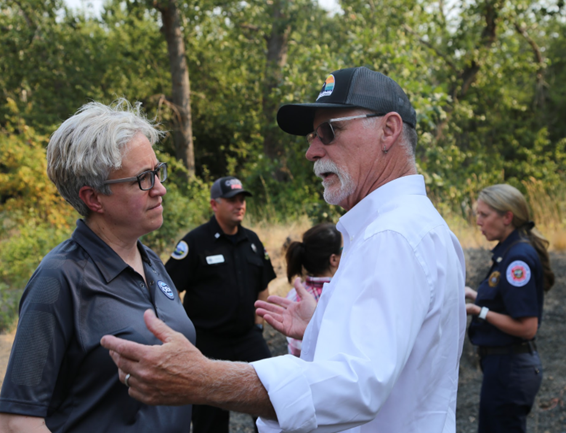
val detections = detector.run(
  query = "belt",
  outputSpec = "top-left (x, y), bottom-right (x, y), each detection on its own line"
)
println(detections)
top-left (478, 340), bottom-right (537, 357)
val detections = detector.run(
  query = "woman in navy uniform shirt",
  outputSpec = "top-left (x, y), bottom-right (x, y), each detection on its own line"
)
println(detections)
top-left (465, 184), bottom-right (554, 433)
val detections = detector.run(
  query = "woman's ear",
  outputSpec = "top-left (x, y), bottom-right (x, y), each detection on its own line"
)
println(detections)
top-left (503, 210), bottom-right (514, 226)
top-left (79, 186), bottom-right (104, 214)
top-left (329, 253), bottom-right (341, 268)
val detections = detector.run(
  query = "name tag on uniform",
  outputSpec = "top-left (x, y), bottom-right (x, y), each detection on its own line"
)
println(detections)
top-left (206, 254), bottom-right (225, 265)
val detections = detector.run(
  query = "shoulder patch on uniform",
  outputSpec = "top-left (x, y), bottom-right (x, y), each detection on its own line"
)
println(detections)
top-left (157, 280), bottom-right (175, 300)
top-left (506, 260), bottom-right (531, 287)
top-left (171, 240), bottom-right (189, 260)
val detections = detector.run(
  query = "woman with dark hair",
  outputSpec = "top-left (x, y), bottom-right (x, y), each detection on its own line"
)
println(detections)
top-left (285, 223), bottom-right (342, 356)
top-left (465, 184), bottom-right (554, 433)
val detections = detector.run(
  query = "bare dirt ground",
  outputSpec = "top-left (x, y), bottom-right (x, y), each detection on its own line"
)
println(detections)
top-left (2, 249), bottom-right (566, 433)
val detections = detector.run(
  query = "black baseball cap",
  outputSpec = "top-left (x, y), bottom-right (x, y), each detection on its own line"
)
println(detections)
top-left (210, 176), bottom-right (253, 199)
top-left (277, 66), bottom-right (417, 136)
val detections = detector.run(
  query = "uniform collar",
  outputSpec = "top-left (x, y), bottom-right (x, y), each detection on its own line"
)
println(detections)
top-left (208, 215), bottom-right (248, 243)
top-left (491, 228), bottom-right (521, 263)
top-left (338, 175), bottom-right (427, 243)
top-left (71, 219), bottom-right (151, 283)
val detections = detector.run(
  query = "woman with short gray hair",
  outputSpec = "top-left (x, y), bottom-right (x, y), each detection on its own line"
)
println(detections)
top-left (0, 99), bottom-right (196, 433)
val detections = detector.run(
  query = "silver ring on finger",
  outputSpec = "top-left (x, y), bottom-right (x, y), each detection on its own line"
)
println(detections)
top-left (125, 373), bottom-right (131, 388)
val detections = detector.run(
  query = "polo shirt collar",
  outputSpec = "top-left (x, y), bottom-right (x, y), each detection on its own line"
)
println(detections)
top-left (338, 175), bottom-right (427, 241)
top-left (209, 215), bottom-right (248, 243)
top-left (71, 219), bottom-right (150, 283)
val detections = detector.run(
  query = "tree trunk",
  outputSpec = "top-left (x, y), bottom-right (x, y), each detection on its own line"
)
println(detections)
top-left (262, 0), bottom-right (291, 182)
top-left (156, 0), bottom-right (195, 178)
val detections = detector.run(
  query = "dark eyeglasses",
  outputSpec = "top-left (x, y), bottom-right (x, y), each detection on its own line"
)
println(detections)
top-left (306, 113), bottom-right (382, 145)
top-left (104, 162), bottom-right (168, 191)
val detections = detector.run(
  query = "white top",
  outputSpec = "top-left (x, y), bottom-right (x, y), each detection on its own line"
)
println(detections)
top-left (252, 175), bottom-right (466, 433)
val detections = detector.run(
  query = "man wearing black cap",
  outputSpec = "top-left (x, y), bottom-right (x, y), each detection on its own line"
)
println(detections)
top-left (102, 67), bottom-right (466, 433)
top-left (164, 176), bottom-right (276, 433)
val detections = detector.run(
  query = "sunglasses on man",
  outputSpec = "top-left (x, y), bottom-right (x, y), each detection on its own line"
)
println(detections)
top-left (306, 113), bottom-right (383, 145)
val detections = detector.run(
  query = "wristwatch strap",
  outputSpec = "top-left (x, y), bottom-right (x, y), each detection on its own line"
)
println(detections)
top-left (479, 306), bottom-right (489, 321)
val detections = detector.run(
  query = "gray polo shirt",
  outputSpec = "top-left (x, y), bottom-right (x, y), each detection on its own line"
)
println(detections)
top-left (0, 219), bottom-right (195, 432)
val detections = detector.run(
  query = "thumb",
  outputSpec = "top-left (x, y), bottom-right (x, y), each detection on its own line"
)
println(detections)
top-left (144, 309), bottom-right (176, 344)
top-left (294, 277), bottom-right (312, 301)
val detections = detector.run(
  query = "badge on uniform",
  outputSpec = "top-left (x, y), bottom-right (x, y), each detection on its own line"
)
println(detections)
top-left (206, 254), bottom-right (225, 265)
top-left (488, 271), bottom-right (500, 287)
top-left (157, 280), bottom-right (175, 300)
top-left (171, 241), bottom-right (188, 260)
top-left (251, 243), bottom-right (257, 253)
top-left (506, 260), bottom-right (531, 287)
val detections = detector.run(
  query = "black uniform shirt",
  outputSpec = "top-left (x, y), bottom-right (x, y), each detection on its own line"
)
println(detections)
top-left (468, 229), bottom-right (544, 347)
top-left (165, 216), bottom-right (276, 337)
top-left (0, 220), bottom-right (195, 432)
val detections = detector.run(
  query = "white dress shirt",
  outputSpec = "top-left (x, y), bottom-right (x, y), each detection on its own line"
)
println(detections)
top-left (252, 175), bottom-right (466, 433)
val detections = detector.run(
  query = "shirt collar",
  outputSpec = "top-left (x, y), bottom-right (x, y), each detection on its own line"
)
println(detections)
top-left (338, 175), bottom-right (427, 242)
top-left (71, 219), bottom-right (151, 283)
top-left (209, 215), bottom-right (248, 242)
top-left (491, 228), bottom-right (521, 262)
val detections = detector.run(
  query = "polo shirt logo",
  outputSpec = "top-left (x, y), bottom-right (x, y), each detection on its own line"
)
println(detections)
top-left (157, 280), bottom-right (175, 300)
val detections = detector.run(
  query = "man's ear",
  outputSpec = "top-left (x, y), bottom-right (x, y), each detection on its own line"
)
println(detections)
top-left (210, 198), bottom-right (218, 213)
top-left (79, 186), bottom-right (104, 214)
top-left (381, 113), bottom-right (403, 152)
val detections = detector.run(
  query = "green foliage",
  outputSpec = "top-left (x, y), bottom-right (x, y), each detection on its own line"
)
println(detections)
top-left (0, 99), bottom-right (76, 318)
top-left (1, 0), bottom-right (566, 329)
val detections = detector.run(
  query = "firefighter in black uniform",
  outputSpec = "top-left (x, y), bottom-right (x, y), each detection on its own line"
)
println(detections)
top-left (165, 176), bottom-right (276, 433)
top-left (465, 184), bottom-right (554, 433)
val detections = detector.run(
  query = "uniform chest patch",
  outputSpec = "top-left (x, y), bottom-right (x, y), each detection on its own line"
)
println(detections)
top-left (506, 260), bottom-right (531, 287)
top-left (171, 240), bottom-right (188, 260)
top-left (157, 280), bottom-right (175, 300)
top-left (488, 271), bottom-right (500, 287)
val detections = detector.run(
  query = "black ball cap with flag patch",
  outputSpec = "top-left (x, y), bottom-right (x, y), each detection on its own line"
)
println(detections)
top-left (277, 66), bottom-right (417, 136)
top-left (210, 176), bottom-right (253, 199)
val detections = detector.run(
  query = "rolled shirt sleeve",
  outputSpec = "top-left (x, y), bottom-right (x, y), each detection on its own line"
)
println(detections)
top-left (252, 175), bottom-right (466, 433)
top-left (254, 231), bottom-right (435, 432)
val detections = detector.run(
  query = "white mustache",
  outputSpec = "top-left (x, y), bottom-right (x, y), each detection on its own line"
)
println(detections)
top-left (314, 159), bottom-right (340, 178)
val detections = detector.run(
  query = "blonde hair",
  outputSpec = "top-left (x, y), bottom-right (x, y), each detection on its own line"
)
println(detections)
top-left (479, 184), bottom-right (554, 291)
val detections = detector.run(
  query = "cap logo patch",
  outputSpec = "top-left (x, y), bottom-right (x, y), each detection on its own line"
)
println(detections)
top-left (225, 179), bottom-right (243, 190)
top-left (157, 280), bottom-right (175, 300)
top-left (171, 240), bottom-right (189, 260)
top-left (506, 260), bottom-right (531, 287)
top-left (317, 74), bottom-right (335, 100)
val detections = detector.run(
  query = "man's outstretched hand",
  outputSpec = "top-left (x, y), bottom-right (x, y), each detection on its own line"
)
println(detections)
top-left (100, 310), bottom-right (210, 406)
top-left (255, 277), bottom-right (316, 340)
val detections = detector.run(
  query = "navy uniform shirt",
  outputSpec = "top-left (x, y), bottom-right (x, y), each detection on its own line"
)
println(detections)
top-left (0, 220), bottom-right (196, 432)
top-left (165, 216), bottom-right (276, 337)
top-left (468, 229), bottom-right (544, 347)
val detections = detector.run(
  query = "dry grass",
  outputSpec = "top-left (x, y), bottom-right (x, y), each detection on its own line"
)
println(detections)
top-left (445, 217), bottom-right (566, 252)
top-left (249, 216), bottom-right (312, 297)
